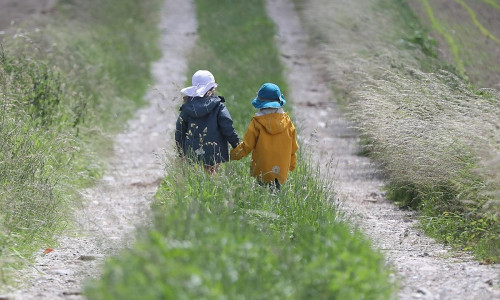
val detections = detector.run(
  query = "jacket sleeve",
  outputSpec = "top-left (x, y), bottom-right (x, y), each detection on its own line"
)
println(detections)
top-left (230, 119), bottom-right (258, 161)
top-left (217, 103), bottom-right (240, 148)
top-left (289, 122), bottom-right (299, 171)
top-left (175, 111), bottom-right (187, 156)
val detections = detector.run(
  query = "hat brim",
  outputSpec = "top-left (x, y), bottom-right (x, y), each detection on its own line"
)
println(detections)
top-left (251, 95), bottom-right (286, 109)
top-left (181, 82), bottom-right (218, 97)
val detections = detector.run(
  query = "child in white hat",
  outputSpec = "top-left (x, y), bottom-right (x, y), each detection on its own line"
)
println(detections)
top-left (175, 70), bottom-right (240, 173)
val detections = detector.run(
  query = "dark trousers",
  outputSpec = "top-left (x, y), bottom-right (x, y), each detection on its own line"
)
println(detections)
top-left (258, 178), bottom-right (281, 192)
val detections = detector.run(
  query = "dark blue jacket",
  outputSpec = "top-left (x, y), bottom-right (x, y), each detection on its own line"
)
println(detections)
top-left (175, 95), bottom-right (239, 166)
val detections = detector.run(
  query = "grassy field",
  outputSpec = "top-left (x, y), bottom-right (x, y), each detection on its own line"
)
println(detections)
top-left (294, 0), bottom-right (500, 261)
top-left (84, 0), bottom-right (395, 298)
top-left (409, 0), bottom-right (500, 89)
top-left (0, 0), bottom-right (162, 284)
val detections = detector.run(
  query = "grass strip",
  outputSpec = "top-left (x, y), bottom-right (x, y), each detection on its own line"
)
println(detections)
top-left (421, 0), bottom-right (466, 75)
top-left (454, 0), bottom-right (500, 44)
top-left (84, 0), bottom-right (395, 298)
top-left (482, 0), bottom-right (500, 10)
top-left (86, 159), bottom-right (394, 299)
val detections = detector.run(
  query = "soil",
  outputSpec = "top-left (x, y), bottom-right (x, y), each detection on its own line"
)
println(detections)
top-left (1, 0), bottom-right (499, 299)
top-left (0, 0), bottom-right (56, 32)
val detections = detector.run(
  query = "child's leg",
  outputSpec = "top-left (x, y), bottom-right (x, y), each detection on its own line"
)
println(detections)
top-left (273, 178), bottom-right (281, 191)
top-left (203, 164), bottom-right (220, 174)
top-left (257, 178), bottom-right (281, 192)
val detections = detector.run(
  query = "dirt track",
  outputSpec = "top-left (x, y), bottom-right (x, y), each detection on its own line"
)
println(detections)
top-left (2, 0), bottom-right (499, 299)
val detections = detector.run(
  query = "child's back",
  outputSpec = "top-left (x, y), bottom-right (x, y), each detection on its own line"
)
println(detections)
top-left (231, 83), bottom-right (298, 185)
top-left (175, 70), bottom-right (239, 167)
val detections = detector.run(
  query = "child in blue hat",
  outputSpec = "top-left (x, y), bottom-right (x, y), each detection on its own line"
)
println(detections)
top-left (231, 83), bottom-right (299, 190)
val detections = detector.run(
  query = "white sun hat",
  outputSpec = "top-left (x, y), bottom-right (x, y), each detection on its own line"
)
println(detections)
top-left (181, 70), bottom-right (218, 97)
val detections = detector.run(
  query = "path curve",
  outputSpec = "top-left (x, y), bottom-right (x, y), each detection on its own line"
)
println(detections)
top-left (4, 0), bottom-right (197, 298)
top-left (265, 0), bottom-right (500, 299)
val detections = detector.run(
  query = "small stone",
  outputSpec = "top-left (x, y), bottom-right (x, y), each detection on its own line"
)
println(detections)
top-left (50, 269), bottom-right (74, 276)
top-left (62, 291), bottom-right (82, 296)
top-left (78, 255), bottom-right (96, 261)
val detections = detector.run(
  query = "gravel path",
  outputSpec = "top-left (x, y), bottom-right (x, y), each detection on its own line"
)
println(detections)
top-left (265, 0), bottom-right (500, 299)
top-left (2, 0), bottom-right (196, 298)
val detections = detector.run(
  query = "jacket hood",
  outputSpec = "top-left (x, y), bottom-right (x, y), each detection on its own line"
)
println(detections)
top-left (253, 112), bottom-right (291, 135)
top-left (181, 95), bottom-right (220, 118)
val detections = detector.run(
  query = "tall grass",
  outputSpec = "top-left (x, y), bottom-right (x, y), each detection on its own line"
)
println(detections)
top-left (85, 0), bottom-right (395, 298)
top-left (0, 48), bottom-right (81, 280)
top-left (86, 157), bottom-right (394, 299)
top-left (294, 0), bottom-right (500, 261)
top-left (0, 0), bottom-right (162, 283)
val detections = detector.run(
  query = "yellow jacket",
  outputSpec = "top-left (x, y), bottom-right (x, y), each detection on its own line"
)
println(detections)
top-left (231, 110), bottom-right (298, 184)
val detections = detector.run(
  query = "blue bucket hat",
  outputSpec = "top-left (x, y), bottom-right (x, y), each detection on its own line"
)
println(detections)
top-left (251, 83), bottom-right (286, 109)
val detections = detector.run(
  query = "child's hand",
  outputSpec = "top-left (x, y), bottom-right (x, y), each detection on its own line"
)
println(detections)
top-left (230, 147), bottom-right (241, 160)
